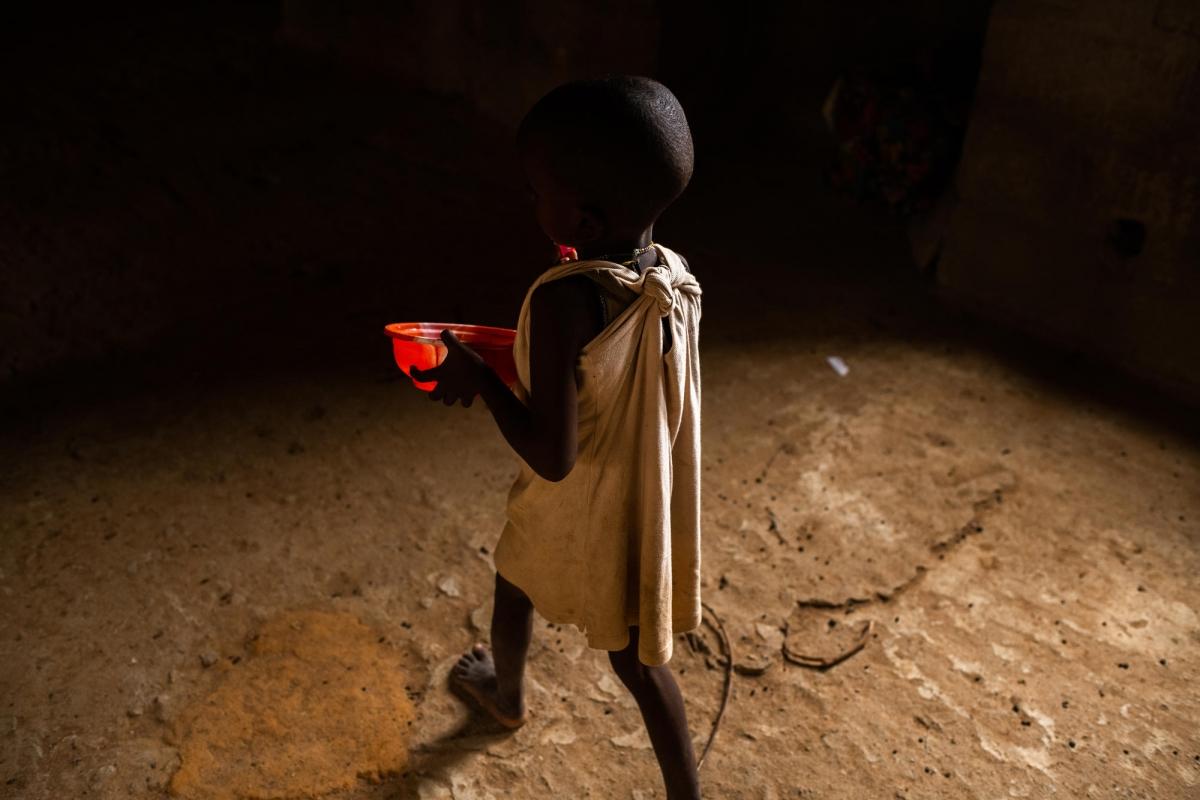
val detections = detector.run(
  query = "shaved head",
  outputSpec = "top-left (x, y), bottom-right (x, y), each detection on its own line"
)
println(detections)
top-left (518, 76), bottom-right (694, 233)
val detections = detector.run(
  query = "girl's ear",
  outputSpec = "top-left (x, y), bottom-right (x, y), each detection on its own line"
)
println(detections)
top-left (572, 205), bottom-right (607, 245)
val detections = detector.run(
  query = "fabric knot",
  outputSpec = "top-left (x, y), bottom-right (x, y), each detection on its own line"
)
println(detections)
top-left (641, 265), bottom-right (676, 316)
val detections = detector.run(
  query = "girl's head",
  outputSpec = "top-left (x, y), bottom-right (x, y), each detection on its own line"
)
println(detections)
top-left (518, 76), bottom-right (693, 248)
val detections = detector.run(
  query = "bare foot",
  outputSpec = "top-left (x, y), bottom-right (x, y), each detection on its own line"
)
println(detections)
top-left (450, 643), bottom-right (527, 729)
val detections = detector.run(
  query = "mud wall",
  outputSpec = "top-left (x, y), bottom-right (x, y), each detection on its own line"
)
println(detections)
top-left (937, 0), bottom-right (1200, 403)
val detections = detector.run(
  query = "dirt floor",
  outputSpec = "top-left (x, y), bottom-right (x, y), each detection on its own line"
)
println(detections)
top-left (4, 240), bottom-right (1200, 799)
top-left (3, 28), bottom-right (1200, 800)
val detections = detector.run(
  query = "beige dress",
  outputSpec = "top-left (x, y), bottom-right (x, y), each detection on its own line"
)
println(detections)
top-left (493, 243), bottom-right (702, 666)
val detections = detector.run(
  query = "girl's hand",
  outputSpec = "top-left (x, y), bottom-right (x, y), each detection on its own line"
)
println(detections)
top-left (410, 329), bottom-right (487, 407)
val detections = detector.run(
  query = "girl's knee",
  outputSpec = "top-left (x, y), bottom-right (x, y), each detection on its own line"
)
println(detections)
top-left (494, 572), bottom-right (532, 609)
top-left (609, 648), bottom-right (644, 687)
top-left (609, 628), bottom-right (647, 687)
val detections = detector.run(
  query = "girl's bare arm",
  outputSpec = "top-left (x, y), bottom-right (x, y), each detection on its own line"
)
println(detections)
top-left (409, 277), bottom-right (600, 482)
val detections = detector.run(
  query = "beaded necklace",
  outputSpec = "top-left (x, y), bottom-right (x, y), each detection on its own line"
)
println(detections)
top-left (556, 242), bottom-right (657, 268)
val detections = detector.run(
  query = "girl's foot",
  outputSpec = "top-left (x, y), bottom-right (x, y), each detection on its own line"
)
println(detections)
top-left (450, 643), bottom-right (527, 729)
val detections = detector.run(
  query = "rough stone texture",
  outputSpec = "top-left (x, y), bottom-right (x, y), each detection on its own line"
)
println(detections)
top-left (937, 0), bottom-right (1200, 403)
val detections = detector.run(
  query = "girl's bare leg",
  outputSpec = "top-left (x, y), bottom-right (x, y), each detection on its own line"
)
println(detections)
top-left (609, 626), bottom-right (701, 800)
top-left (450, 572), bottom-right (534, 727)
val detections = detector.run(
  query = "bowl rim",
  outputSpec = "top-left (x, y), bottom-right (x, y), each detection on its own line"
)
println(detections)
top-left (384, 322), bottom-right (516, 347)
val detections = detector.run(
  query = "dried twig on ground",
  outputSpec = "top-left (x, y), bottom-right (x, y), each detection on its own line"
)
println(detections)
top-left (782, 618), bottom-right (873, 671)
top-left (697, 601), bottom-right (733, 770)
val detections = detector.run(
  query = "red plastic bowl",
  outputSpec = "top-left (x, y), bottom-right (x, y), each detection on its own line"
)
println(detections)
top-left (384, 322), bottom-right (518, 392)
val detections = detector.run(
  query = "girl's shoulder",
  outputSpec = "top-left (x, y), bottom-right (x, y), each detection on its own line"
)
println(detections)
top-left (529, 273), bottom-right (605, 343)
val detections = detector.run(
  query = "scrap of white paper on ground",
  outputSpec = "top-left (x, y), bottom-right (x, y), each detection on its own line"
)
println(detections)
top-left (827, 356), bottom-right (849, 377)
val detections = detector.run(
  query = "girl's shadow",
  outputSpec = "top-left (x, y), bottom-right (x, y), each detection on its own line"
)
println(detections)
top-left (384, 692), bottom-right (523, 798)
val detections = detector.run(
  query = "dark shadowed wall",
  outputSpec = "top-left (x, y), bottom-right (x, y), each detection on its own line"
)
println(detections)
top-left (937, 0), bottom-right (1200, 402)
top-left (280, 0), bottom-right (662, 127)
top-left (0, 1), bottom-right (994, 389)
top-left (21, 1), bottom-right (1200, 408)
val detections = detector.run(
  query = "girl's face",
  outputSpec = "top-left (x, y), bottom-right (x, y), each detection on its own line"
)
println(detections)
top-left (521, 146), bottom-right (602, 248)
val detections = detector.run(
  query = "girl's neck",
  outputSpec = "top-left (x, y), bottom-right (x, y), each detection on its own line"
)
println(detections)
top-left (574, 227), bottom-right (654, 262)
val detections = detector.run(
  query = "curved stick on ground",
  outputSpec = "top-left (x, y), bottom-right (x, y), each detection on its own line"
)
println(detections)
top-left (696, 601), bottom-right (733, 770)
top-left (781, 619), bottom-right (873, 671)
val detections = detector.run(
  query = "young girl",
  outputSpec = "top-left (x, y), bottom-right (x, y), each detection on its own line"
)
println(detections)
top-left (410, 76), bottom-right (702, 799)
